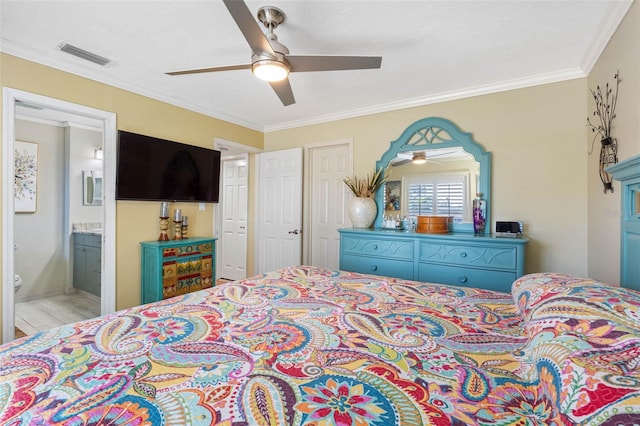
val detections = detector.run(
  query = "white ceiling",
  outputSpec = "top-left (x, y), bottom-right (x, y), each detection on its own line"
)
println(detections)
top-left (0, 1), bottom-right (632, 132)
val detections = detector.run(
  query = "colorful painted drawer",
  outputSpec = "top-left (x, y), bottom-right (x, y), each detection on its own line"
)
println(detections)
top-left (140, 237), bottom-right (216, 304)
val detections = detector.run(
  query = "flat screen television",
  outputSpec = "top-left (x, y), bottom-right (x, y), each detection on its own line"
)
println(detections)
top-left (116, 130), bottom-right (221, 202)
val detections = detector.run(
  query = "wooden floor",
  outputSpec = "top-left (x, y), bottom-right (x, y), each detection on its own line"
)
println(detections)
top-left (15, 291), bottom-right (101, 336)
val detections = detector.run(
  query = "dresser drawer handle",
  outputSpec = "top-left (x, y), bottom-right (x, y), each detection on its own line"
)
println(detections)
top-left (370, 265), bottom-right (378, 271)
top-left (372, 244), bottom-right (378, 250)
top-left (460, 252), bottom-right (467, 258)
top-left (459, 276), bottom-right (468, 283)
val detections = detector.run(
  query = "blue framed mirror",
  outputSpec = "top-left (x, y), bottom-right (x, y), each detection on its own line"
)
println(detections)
top-left (375, 117), bottom-right (491, 233)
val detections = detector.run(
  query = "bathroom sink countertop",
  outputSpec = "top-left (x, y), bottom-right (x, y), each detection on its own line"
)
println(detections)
top-left (72, 222), bottom-right (102, 235)
top-left (73, 229), bottom-right (102, 235)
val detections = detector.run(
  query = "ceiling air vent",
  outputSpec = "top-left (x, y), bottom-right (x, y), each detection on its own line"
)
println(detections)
top-left (57, 42), bottom-right (112, 66)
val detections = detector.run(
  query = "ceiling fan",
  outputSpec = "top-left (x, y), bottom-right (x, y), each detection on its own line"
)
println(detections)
top-left (390, 150), bottom-right (458, 167)
top-left (166, 0), bottom-right (382, 106)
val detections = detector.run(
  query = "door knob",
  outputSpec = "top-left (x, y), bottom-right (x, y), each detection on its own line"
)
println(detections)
top-left (288, 229), bottom-right (300, 235)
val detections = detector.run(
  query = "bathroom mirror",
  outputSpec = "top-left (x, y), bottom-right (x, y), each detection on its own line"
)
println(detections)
top-left (375, 117), bottom-right (491, 233)
top-left (83, 170), bottom-right (103, 206)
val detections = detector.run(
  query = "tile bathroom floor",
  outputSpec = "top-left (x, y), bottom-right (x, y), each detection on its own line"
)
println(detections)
top-left (15, 291), bottom-right (101, 336)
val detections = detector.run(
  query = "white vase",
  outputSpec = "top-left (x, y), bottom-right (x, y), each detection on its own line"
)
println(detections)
top-left (348, 197), bottom-right (377, 228)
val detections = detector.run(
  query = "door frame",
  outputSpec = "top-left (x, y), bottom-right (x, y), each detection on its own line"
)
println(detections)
top-left (218, 153), bottom-right (249, 280)
top-left (303, 139), bottom-right (353, 265)
top-left (2, 88), bottom-right (117, 343)
top-left (213, 138), bottom-right (261, 280)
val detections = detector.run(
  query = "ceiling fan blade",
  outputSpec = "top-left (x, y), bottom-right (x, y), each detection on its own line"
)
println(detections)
top-left (166, 64), bottom-right (251, 76)
top-left (269, 78), bottom-right (295, 106)
top-left (287, 55), bottom-right (382, 72)
top-left (391, 159), bottom-right (412, 167)
top-left (429, 150), bottom-right (461, 158)
top-left (222, 0), bottom-right (276, 57)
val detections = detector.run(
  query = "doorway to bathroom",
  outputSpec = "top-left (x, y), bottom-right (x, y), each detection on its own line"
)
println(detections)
top-left (2, 89), bottom-right (116, 343)
top-left (14, 116), bottom-right (101, 335)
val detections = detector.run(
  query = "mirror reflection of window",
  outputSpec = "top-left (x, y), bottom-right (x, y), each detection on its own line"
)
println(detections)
top-left (388, 147), bottom-right (477, 224)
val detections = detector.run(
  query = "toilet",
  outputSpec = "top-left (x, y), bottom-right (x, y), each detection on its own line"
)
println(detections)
top-left (14, 274), bottom-right (22, 293)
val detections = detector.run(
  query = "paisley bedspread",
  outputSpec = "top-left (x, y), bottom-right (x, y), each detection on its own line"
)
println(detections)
top-left (1, 266), bottom-right (639, 425)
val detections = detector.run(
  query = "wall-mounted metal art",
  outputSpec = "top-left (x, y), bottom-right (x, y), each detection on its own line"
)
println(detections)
top-left (587, 71), bottom-right (620, 193)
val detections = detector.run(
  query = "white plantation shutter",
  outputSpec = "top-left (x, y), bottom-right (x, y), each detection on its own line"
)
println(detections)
top-left (405, 175), bottom-right (468, 222)
top-left (435, 182), bottom-right (464, 219)
top-left (407, 183), bottom-right (434, 217)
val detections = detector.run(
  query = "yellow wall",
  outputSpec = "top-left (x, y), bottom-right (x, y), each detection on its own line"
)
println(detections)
top-left (0, 54), bottom-right (263, 329)
top-left (265, 79), bottom-right (589, 277)
top-left (587, 0), bottom-right (640, 285)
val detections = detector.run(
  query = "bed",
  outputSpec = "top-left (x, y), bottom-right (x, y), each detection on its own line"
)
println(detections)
top-left (1, 266), bottom-right (639, 425)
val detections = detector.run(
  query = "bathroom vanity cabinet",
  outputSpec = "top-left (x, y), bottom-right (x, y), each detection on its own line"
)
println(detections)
top-left (73, 232), bottom-right (102, 297)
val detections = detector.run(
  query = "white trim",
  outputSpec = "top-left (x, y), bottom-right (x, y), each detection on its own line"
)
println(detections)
top-left (215, 138), bottom-right (262, 155)
top-left (213, 138), bottom-right (262, 280)
top-left (1, 41), bottom-right (263, 133)
top-left (264, 68), bottom-right (587, 132)
top-left (2, 88), bottom-right (116, 343)
top-left (15, 113), bottom-right (103, 132)
top-left (580, 0), bottom-right (634, 74)
top-left (303, 139), bottom-right (353, 265)
top-left (253, 153), bottom-right (261, 275)
top-left (2, 90), bottom-right (17, 343)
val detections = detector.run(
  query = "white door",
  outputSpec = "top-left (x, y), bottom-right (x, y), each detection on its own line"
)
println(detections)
top-left (309, 144), bottom-right (351, 269)
top-left (257, 148), bottom-right (303, 273)
top-left (220, 155), bottom-right (248, 280)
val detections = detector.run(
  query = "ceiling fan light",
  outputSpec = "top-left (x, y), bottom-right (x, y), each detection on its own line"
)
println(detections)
top-left (412, 152), bottom-right (427, 165)
top-left (252, 59), bottom-right (289, 82)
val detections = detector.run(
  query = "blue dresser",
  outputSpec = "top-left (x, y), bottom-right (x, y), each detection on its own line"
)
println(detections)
top-left (339, 228), bottom-right (527, 293)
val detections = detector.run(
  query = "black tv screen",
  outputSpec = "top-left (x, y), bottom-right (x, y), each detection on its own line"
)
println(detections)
top-left (116, 131), bottom-right (221, 202)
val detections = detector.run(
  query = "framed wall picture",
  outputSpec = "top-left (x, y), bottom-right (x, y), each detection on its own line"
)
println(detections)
top-left (385, 180), bottom-right (401, 211)
top-left (14, 141), bottom-right (38, 213)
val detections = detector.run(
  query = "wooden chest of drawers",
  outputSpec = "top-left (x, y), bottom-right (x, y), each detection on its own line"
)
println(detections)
top-left (140, 237), bottom-right (216, 304)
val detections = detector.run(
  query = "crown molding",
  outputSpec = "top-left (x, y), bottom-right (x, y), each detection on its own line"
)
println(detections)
top-left (580, 0), bottom-right (634, 74)
top-left (0, 41), bottom-right (264, 132)
top-left (263, 68), bottom-right (587, 132)
top-left (4, 5), bottom-right (625, 137)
